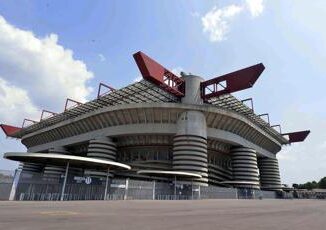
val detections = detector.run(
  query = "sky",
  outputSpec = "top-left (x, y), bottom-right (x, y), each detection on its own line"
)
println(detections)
top-left (0, 0), bottom-right (325, 185)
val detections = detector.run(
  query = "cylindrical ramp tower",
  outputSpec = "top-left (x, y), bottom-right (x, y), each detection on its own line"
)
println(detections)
top-left (258, 157), bottom-right (282, 191)
top-left (173, 111), bottom-right (208, 186)
top-left (85, 137), bottom-right (116, 178)
top-left (231, 147), bottom-right (260, 189)
top-left (20, 162), bottom-right (43, 174)
top-left (43, 147), bottom-right (70, 181)
top-left (87, 137), bottom-right (117, 161)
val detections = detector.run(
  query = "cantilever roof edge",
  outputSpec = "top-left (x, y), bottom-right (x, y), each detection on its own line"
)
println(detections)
top-left (0, 124), bottom-right (22, 138)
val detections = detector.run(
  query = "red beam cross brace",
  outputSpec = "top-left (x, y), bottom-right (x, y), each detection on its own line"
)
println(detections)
top-left (0, 124), bottom-right (21, 137)
top-left (64, 98), bottom-right (83, 111)
top-left (133, 51), bottom-right (185, 97)
top-left (282, 130), bottom-right (310, 143)
top-left (200, 63), bottom-right (265, 100)
top-left (97, 82), bottom-right (115, 98)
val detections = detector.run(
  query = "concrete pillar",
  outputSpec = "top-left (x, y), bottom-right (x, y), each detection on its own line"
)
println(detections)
top-left (20, 162), bottom-right (43, 174)
top-left (258, 157), bottom-right (282, 191)
top-left (172, 74), bottom-right (208, 185)
top-left (180, 73), bottom-right (204, 105)
top-left (43, 147), bottom-right (70, 181)
top-left (231, 147), bottom-right (260, 189)
top-left (84, 137), bottom-right (117, 178)
top-left (87, 137), bottom-right (117, 161)
top-left (173, 110), bottom-right (208, 186)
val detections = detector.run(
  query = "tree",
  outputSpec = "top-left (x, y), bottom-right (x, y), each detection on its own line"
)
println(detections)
top-left (318, 177), bottom-right (326, 189)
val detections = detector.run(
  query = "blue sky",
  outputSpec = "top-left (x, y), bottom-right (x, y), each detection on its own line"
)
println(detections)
top-left (0, 0), bottom-right (325, 184)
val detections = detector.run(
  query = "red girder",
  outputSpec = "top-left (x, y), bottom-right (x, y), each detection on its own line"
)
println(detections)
top-left (133, 51), bottom-right (185, 97)
top-left (283, 130), bottom-right (310, 143)
top-left (0, 124), bottom-right (21, 137)
top-left (40, 110), bottom-right (57, 121)
top-left (22, 119), bottom-right (38, 128)
top-left (97, 82), bottom-right (115, 98)
top-left (201, 63), bottom-right (265, 99)
top-left (64, 98), bottom-right (82, 111)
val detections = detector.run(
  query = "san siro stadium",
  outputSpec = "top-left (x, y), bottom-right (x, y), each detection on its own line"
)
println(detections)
top-left (1, 52), bottom-right (310, 201)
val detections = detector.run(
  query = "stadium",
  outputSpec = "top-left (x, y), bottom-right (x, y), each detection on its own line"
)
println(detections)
top-left (0, 51), bottom-right (310, 201)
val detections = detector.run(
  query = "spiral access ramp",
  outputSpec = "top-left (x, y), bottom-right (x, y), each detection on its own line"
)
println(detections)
top-left (173, 135), bottom-right (208, 185)
top-left (85, 138), bottom-right (117, 178)
top-left (43, 147), bottom-right (70, 181)
top-left (231, 147), bottom-right (260, 189)
top-left (258, 157), bottom-right (282, 191)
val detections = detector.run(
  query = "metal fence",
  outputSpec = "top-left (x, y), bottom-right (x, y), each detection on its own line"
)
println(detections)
top-left (0, 170), bottom-right (14, 200)
top-left (5, 170), bottom-right (281, 201)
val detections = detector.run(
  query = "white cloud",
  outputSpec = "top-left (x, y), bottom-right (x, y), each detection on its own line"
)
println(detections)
top-left (202, 5), bottom-right (243, 42)
top-left (98, 53), bottom-right (106, 62)
top-left (201, 1), bottom-right (264, 42)
top-left (245, 0), bottom-right (264, 17)
top-left (0, 15), bottom-right (94, 120)
top-left (0, 15), bottom-right (94, 169)
top-left (0, 77), bottom-right (39, 124)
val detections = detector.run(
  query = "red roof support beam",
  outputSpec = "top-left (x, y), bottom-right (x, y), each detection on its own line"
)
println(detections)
top-left (40, 110), bottom-right (57, 121)
top-left (97, 82), bottom-right (115, 98)
top-left (271, 124), bottom-right (282, 134)
top-left (22, 119), bottom-right (38, 128)
top-left (0, 124), bottom-right (21, 137)
top-left (258, 113), bottom-right (270, 124)
top-left (282, 130), bottom-right (310, 143)
top-left (133, 51), bottom-right (185, 97)
top-left (241, 98), bottom-right (254, 111)
top-left (64, 98), bottom-right (82, 111)
top-left (201, 63), bottom-right (265, 99)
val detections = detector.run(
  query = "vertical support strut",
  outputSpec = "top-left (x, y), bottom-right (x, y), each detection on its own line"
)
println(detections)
top-left (60, 161), bottom-right (70, 201)
top-left (152, 180), bottom-right (156, 200)
top-left (104, 168), bottom-right (110, 200)
top-left (124, 178), bottom-right (129, 200)
top-left (174, 176), bottom-right (177, 200)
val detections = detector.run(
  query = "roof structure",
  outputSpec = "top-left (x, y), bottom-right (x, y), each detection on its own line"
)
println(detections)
top-left (4, 152), bottom-right (131, 170)
top-left (208, 94), bottom-right (289, 144)
top-left (8, 80), bottom-right (179, 138)
top-left (3, 78), bottom-right (289, 144)
top-left (1, 51), bottom-right (308, 145)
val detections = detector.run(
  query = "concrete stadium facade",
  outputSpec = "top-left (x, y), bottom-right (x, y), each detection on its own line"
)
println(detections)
top-left (1, 52), bottom-right (309, 200)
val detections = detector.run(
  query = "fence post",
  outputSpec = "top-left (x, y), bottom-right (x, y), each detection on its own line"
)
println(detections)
top-left (60, 161), bottom-right (70, 201)
top-left (9, 169), bottom-right (21, 201)
top-left (152, 180), bottom-right (156, 200)
top-left (198, 185), bottom-right (201, 200)
top-left (104, 168), bottom-right (110, 200)
top-left (124, 178), bottom-right (129, 200)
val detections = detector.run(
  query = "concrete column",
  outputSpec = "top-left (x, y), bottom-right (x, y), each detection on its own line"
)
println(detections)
top-left (20, 162), bottom-right (43, 174)
top-left (231, 147), bottom-right (260, 189)
top-left (258, 157), bottom-right (282, 191)
top-left (180, 73), bottom-right (204, 105)
top-left (173, 110), bottom-right (208, 186)
top-left (85, 137), bottom-right (117, 178)
top-left (43, 147), bottom-right (70, 181)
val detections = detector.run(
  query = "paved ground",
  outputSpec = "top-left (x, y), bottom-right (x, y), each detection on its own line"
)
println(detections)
top-left (0, 199), bottom-right (325, 230)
